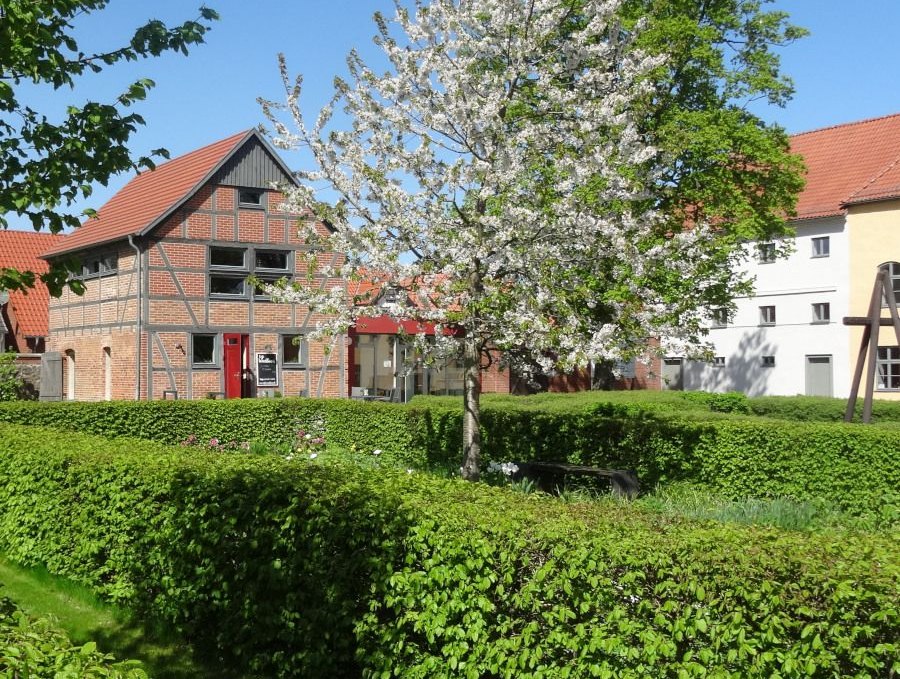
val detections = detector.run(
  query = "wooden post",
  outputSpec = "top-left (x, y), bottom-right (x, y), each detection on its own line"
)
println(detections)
top-left (843, 268), bottom-right (900, 423)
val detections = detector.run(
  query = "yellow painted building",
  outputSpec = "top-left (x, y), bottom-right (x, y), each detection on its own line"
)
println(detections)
top-left (793, 114), bottom-right (900, 400)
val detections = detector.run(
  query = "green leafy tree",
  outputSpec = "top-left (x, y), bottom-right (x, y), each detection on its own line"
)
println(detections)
top-left (624, 0), bottom-right (808, 330)
top-left (0, 1), bottom-right (218, 295)
top-left (0, 351), bottom-right (24, 400)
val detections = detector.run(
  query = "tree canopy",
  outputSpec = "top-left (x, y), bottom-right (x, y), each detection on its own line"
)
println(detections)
top-left (0, 1), bottom-right (218, 295)
top-left (261, 0), bottom-right (808, 479)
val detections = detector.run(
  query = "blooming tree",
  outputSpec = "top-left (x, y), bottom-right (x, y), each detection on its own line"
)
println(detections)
top-left (261, 0), bottom-right (738, 480)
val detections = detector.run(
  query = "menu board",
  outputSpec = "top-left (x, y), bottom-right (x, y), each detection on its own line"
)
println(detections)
top-left (256, 352), bottom-right (278, 387)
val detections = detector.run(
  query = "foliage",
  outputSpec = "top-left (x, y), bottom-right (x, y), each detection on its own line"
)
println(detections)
top-left (0, 351), bottom-right (23, 401)
top-left (260, 0), bottom-right (803, 479)
top-left (0, 1), bottom-right (218, 295)
top-left (0, 591), bottom-right (146, 678)
top-left (0, 423), bottom-right (896, 678)
top-left (0, 395), bottom-right (897, 521)
top-left (623, 0), bottom-right (808, 299)
top-left (632, 482), bottom-right (870, 532)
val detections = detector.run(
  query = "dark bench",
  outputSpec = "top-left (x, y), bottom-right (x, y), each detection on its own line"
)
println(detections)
top-left (511, 462), bottom-right (640, 499)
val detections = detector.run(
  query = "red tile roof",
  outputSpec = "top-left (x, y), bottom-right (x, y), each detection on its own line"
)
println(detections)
top-left (791, 113), bottom-right (900, 220)
top-left (42, 130), bottom-right (255, 258)
top-left (0, 230), bottom-right (65, 337)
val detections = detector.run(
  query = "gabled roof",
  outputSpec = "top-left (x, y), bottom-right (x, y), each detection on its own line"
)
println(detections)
top-left (791, 113), bottom-right (900, 220)
top-left (42, 129), bottom-right (298, 258)
top-left (0, 230), bottom-right (65, 337)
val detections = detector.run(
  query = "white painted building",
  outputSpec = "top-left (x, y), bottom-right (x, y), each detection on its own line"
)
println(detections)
top-left (682, 217), bottom-right (849, 397)
top-left (671, 113), bottom-right (900, 398)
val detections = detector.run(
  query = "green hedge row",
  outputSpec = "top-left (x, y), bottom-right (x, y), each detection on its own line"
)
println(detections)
top-left (0, 423), bottom-right (896, 678)
top-left (0, 398), bottom-right (440, 467)
top-left (0, 592), bottom-right (145, 677)
top-left (416, 390), bottom-right (900, 422)
top-left (1, 398), bottom-right (898, 520)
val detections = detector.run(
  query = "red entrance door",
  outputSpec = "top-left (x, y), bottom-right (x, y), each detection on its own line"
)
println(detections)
top-left (223, 333), bottom-right (248, 399)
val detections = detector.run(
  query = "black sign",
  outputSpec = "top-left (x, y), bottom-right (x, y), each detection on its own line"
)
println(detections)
top-left (256, 352), bottom-right (278, 387)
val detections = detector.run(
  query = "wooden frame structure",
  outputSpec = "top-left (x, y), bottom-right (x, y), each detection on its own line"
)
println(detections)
top-left (843, 267), bottom-right (900, 422)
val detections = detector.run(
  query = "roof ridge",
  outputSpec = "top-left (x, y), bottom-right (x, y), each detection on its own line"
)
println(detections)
top-left (135, 129), bottom-right (252, 174)
top-left (846, 152), bottom-right (900, 202)
top-left (791, 112), bottom-right (900, 139)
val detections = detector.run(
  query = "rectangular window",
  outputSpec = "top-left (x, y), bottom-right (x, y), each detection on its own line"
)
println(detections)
top-left (881, 262), bottom-right (900, 307)
top-left (255, 250), bottom-right (289, 271)
top-left (812, 302), bottom-right (830, 324)
top-left (761, 355), bottom-right (776, 368)
top-left (192, 334), bottom-right (217, 365)
top-left (759, 305), bottom-right (776, 326)
top-left (78, 252), bottom-right (118, 278)
top-left (208, 245), bottom-right (292, 299)
top-left (812, 236), bottom-right (830, 258)
top-left (209, 275), bottom-right (246, 296)
top-left (713, 356), bottom-right (725, 368)
top-left (210, 247), bottom-right (246, 268)
top-left (238, 188), bottom-right (264, 207)
top-left (877, 346), bottom-right (900, 390)
top-left (711, 309), bottom-right (728, 328)
top-left (757, 242), bottom-right (777, 264)
top-left (282, 335), bottom-right (307, 368)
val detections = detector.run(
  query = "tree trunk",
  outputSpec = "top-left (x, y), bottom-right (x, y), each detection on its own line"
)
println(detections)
top-left (460, 338), bottom-right (482, 481)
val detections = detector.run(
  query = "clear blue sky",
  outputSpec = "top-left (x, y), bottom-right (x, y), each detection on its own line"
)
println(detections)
top-left (9, 0), bottom-right (900, 230)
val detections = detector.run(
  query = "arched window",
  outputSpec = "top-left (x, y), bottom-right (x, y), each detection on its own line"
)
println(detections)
top-left (65, 350), bottom-right (75, 401)
top-left (880, 262), bottom-right (900, 307)
top-left (103, 347), bottom-right (112, 401)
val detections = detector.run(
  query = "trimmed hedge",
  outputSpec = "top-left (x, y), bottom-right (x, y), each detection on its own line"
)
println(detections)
top-left (0, 423), bottom-right (896, 678)
top-left (0, 397), bottom-right (439, 468)
top-left (0, 593), bottom-right (145, 677)
top-left (1, 397), bottom-right (898, 521)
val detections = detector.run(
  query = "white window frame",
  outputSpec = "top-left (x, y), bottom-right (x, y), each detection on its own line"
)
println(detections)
top-left (880, 262), bottom-right (900, 308)
top-left (711, 309), bottom-right (728, 328)
top-left (759, 305), bottom-right (776, 326)
top-left (757, 242), bottom-right (777, 264)
top-left (812, 302), bottom-right (830, 324)
top-left (876, 346), bottom-right (900, 391)
top-left (811, 236), bottom-right (830, 258)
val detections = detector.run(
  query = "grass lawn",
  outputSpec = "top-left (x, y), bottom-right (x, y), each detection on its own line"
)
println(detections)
top-left (0, 556), bottom-right (236, 679)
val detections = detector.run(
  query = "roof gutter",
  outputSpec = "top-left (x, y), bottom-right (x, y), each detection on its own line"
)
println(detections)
top-left (128, 235), bottom-right (142, 400)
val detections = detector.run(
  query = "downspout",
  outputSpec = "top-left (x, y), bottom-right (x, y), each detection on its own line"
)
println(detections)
top-left (128, 235), bottom-right (142, 400)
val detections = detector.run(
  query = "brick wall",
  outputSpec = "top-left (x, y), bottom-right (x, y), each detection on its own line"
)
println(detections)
top-left (54, 330), bottom-right (137, 401)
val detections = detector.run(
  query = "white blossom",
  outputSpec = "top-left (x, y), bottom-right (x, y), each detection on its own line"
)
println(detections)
top-left (488, 461), bottom-right (520, 477)
top-left (260, 1), bottom-right (735, 478)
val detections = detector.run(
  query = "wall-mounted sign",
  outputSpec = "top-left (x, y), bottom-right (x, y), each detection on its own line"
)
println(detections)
top-left (614, 359), bottom-right (637, 379)
top-left (256, 352), bottom-right (278, 387)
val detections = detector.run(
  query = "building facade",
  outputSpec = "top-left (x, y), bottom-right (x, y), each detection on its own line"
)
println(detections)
top-left (43, 131), bottom-right (512, 402)
top-left (678, 113), bottom-right (900, 398)
top-left (43, 131), bottom-right (348, 401)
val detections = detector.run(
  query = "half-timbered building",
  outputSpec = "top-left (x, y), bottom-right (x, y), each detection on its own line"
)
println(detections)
top-left (42, 130), bottom-right (347, 401)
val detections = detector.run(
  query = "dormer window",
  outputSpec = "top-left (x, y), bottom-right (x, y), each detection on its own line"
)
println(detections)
top-left (77, 252), bottom-right (117, 279)
top-left (238, 188), bottom-right (264, 208)
top-left (379, 286), bottom-right (401, 307)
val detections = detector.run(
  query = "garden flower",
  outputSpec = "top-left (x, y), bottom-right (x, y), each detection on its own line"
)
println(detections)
top-left (372, 449), bottom-right (382, 456)
top-left (309, 453), bottom-right (318, 460)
